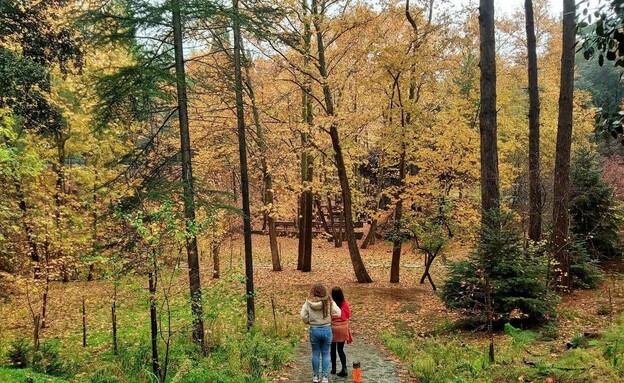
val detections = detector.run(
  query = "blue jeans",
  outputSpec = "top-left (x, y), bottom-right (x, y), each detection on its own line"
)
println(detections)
top-left (310, 325), bottom-right (332, 378)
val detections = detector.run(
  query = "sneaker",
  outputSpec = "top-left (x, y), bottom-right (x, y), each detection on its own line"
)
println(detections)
top-left (321, 377), bottom-right (329, 383)
top-left (312, 376), bottom-right (319, 383)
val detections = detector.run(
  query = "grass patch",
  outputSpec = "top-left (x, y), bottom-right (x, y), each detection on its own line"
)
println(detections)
top-left (382, 315), bottom-right (624, 383)
top-left (0, 367), bottom-right (69, 382)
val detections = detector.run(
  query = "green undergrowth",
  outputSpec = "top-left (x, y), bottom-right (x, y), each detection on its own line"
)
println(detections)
top-left (382, 315), bottom-right (624, 383)
top-left (0, 367), bottom-right (69, 383)
top-left (1, 273), bottom-right (303, 383)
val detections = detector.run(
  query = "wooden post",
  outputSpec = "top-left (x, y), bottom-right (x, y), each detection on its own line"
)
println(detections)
top-left (271, 296), bottom-right (278, 335)
top-left (82, 296), bottom-right (87, 347)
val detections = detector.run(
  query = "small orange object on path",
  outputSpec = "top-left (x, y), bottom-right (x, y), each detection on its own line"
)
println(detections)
top-left (352, 361), bottom-right (362, 382)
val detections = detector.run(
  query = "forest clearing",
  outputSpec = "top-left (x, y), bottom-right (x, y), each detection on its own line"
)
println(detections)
top-left (1, 0), bottom-right (624, 382)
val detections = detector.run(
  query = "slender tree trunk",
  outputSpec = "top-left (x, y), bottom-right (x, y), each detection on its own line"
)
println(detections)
top-left (212, 241), bottom-right (220, 279)
top-left (53, 133), bottom-right (69, 282)
top-left (14, 177), bottom-right (40, 270)
top-left (33, 314), bottom-right (40, 352)
top-left (148, 272), bottom-right (161, 379)
top-left (479, 0), bottom-right (500, 216)
top-left (360, 219), bottom-right (377, 249)
top-left (88, 181), bottom-right (98, 281)
top-left (233, 0), bottom-right (255, 328)
top-left (171, 0), bottom-right (205, 349)
top-left (297, 193), bottom-right (305, 269)
top-left (242, 51), bottom-right (282, 272)
top-left (479, 0), bottom-right (499, 364)
top-left (301, 167), bottom-right (313, 272)
top-left (485, 274), bottom-right (495, 363)
top-left (111, 285), bottom-right (118, 355)
top-left (40, 245), bottom-right (50, 328)
top-left (312, 0), bottom-right (372, 283)
top-left (525, 0), bottom-right (542, 243)
top-left (552, 0), bottom-right (576, 293)
top-left (298, 0), bottom-right (314, 271)
top-left (390, 66), bottom-right (413, 283)
top-left (390, 150), bottom-right (405, 283)
top-left (315, 198), bottom-right (332, 235)
top-left (82, 296), bottom-right (87, 347)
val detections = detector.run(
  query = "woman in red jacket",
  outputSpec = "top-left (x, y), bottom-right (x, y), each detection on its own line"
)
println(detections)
top-left (330, 286), bottom-right (352, 377)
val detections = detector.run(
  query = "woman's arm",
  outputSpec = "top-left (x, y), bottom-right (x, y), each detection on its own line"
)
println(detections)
top-left (331, 301), bottom-right (341, 318)
top-left (300, 302), bottom-right (310, 324)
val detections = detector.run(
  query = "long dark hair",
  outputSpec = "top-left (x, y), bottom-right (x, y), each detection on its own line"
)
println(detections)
top-left (331, 286), bottom-right (345, 308)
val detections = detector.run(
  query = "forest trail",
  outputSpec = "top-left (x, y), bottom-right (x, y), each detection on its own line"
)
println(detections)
top-left (279, 336), bottom-right (403, 383)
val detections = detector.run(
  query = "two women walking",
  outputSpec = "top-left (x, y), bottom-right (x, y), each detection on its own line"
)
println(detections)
top-left (300, 283), bottom-right (352, 382)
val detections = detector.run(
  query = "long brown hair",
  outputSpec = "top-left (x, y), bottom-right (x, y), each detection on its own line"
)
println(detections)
top-left (309, 283), bottom-right (331, 318)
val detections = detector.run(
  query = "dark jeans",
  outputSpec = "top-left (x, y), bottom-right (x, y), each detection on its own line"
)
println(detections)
top-left (331, 341), bottom-right (346, 371)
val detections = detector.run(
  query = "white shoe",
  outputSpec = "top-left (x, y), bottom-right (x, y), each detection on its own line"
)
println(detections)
top-left (312, 376), bottom-right (319, 383)
top-left (321, 377), bottom-right (329, 383)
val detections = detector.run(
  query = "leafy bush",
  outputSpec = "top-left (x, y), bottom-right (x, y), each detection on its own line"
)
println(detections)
top-left (7, 338), bottom-right (31, 368)
top-left (88, 369), bottom-right (123, 383)
top-left (569, 241), bottom-right (603, 289)
top-left (441, 211), bottom-right (558, 323)
top-left (570, 149), bottom-right (622, 259)
top-left (537, 322), bottom-right (559, 341)
top-left (31, 340), bottom-right (69, 377)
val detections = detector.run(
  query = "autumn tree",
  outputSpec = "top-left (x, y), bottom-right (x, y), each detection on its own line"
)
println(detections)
top-left (79, 0), bottom-right (235, 349)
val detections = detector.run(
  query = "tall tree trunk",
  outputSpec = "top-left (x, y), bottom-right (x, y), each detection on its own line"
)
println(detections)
top-left (390, 149), bottom-right (405, 284)
top-left (312, 0), bottom-right (372, 283)
top-left (552, 0), bottom-right (576, 293)
top-left (242, 51), bottom-right (282, 272)
top-left (479, 0), bottom-right (500, 216)
top-left (298, 0), bottom-right (314, 271)
top-left (525, 0), bottom-right (542, 242)
top-left (233, 0), bottom-right (256, 328)
top-left (171, 0), bottom-right (205, 349)
top-left (479, 0), bottom-right (499, 363)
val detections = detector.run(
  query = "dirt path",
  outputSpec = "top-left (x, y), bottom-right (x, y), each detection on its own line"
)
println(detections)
top-left (279, 336), bottom-right (403, 383)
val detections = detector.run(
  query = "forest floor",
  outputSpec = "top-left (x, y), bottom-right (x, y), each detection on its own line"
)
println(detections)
top-left (0, 234), bottom-right (622, 382)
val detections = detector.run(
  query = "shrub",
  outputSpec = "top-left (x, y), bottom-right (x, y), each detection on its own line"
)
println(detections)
top-left (31, 340), bottom-right (69, 377)
top-left (570, 149), bottom-right (622, 259)
top-left (569, 241), bottom-right (603, 289)
top-left (441, 211), bottom-right (559, 323)
top-left (537, 322), bottom-right (560, 341)
top-left (7, 338), bottom-right (31, 368)
top-left (88, 369), bottom-right (123, 383)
